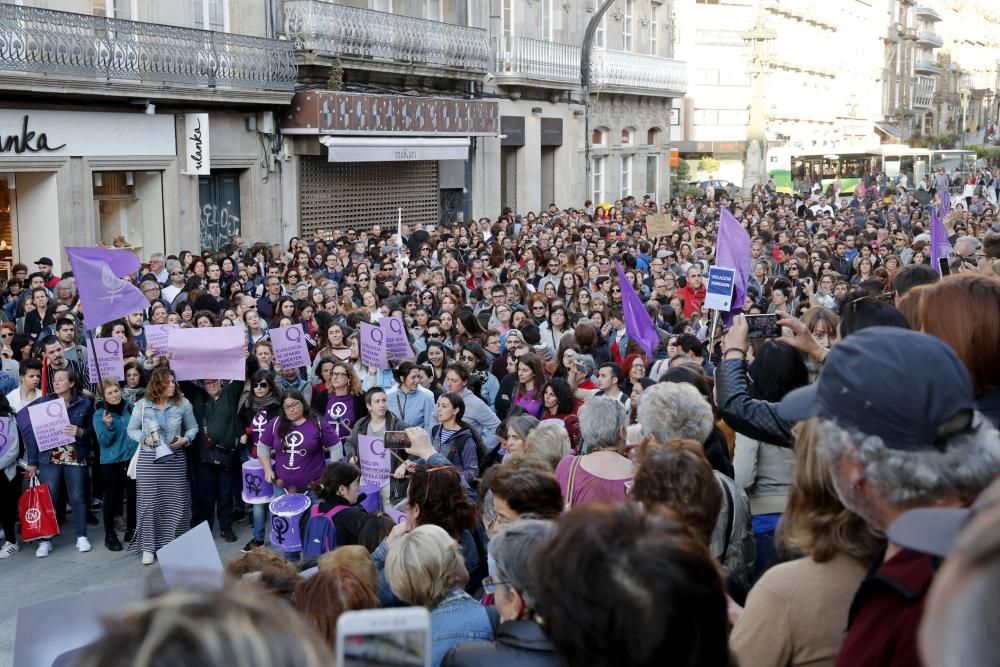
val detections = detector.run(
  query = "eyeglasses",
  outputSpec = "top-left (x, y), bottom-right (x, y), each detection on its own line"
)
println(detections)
top-left (428, 331), bottom-right (442, 338)
top-left (170, 271), bottom-right (182, 276)
top-left (461, 354), bottom-right (477, 362)
top-left (282, 402), bottom-right (303, 411)
top-left (330, 371), bottom-right (348, 378)
top-left (481, 576), bottom-right (510, 594)
top-left (532, 305), bottom-right (546, 311)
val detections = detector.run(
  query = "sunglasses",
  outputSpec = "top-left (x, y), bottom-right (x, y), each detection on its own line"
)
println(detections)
top-left (427, 331), bottom-right (442, 338)
top-left (253, 381), bottom-right (270, 389)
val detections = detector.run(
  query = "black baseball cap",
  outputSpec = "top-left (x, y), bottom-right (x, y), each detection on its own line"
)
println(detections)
top-left (776, 327), bottom-right (978, 451)
top-left (35, 257), bottom-right (53, 266)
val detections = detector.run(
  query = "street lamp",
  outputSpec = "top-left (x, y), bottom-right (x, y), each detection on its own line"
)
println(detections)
top-left (741, 11), bottom-right (776, 191)
top-left (960, 85), bottom-right (971, 148)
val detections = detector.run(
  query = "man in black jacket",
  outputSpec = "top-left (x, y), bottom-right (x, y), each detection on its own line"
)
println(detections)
top-left (443, 519), bottom-right (560, 667)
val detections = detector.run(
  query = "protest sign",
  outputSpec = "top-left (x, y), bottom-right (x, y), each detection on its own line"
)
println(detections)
top-left (86, 337), bottom-right (125, 382)
top-left (144, 323), bottom-right (178, 356)
top-left (381, 316), bottom-right (415, 360)
top-left (0, 417), bottom-right (15, 462)
top-left (157, 521), bottom-right (224, 589)
top-left (704, 266), bottom-right (736, 312)
top-left (357, 434), bottom-right (391, 487)
top-left (645, 213), bottom-right (674, 238)
top-left (168, 326), bottom-right (246, 381)
top-left (28, 400), bottom-right (74, 452)
top-left (359, 322), bottom-right (388, 369)
top-left (271, 324), bottom-right (310, 369)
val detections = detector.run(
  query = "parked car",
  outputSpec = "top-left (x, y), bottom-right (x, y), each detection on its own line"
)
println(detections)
top-left (688, 179), bottom-right (741, 199)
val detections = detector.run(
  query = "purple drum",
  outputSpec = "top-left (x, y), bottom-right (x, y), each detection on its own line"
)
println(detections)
top-left (268, 493), bottom-right (311, 552)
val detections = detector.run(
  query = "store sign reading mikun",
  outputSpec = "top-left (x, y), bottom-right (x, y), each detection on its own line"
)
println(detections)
top-left (0, 115), bottom-right (67, 154)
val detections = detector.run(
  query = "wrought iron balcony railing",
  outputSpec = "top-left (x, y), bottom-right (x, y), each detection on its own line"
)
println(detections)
top-left (494, 36), bottom-right (579, 86)
top-left (0, 4), bottom-right (296, 93)
top-left (283, 0), bottom-right (490, 75)
top-left (589, 48), bottom-right (687, 96)
top-left (912, 75), bottom-right (935, 109)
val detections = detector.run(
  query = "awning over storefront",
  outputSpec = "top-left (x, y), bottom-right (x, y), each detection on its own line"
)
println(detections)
top-left (874, 122), bottom-right (902, 141)
top-left (319, 136), bottom-right (470, 162)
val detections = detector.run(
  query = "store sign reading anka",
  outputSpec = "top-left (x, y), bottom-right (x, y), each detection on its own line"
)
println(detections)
top-left (0, 115), bottom-right (66, 154)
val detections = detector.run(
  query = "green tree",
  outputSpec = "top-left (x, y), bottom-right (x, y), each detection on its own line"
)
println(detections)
top-left (698, 157), bottom-right (721, 174)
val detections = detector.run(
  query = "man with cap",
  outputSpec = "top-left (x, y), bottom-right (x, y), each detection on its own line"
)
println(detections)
top-left (775, 327), bottom-right (1000, 667)
top-left (889, 476), bottom-right (1000, 667)
top-left (35, 256), bottom-right (59, 290)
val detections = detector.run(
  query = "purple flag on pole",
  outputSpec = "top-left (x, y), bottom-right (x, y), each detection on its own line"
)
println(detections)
top-left (65, 247), bottom-right (149, 328)
top-left (930, 208), bottom-right (953, 275)
top-left (614, 262), bottom-right (659, 359)
top-left (939, 188), bottom-right (951, 219)
top-left (715, 208), bottom-right (752, 324)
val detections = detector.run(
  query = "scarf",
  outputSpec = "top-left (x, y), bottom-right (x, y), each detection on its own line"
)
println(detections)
top-left (238, 388), bottom-right (280, 415)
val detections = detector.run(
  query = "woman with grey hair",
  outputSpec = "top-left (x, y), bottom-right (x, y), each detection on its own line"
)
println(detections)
top-left (443, 519), bottom-right (560, 667)
top-left (554, 397), bottom-right (633, 508)
top-left (524, 420), bottom-right (571, 470)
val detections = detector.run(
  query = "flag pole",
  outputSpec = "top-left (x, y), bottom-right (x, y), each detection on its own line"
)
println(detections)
top-left (86, 327), bottom-right (104, 387)
top-left (708, 309), bottom-right (721, 360)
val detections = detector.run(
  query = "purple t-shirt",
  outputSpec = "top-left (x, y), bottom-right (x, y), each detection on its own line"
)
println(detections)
top-left (514, 388), bottom-right (542, 418)
top-left (324, 393), bottom-right (356, 443)
top-left (261, 417), bottom-right (338, 492)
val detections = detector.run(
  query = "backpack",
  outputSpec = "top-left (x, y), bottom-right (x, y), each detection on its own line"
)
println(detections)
top-left (301, 504), bottom-right (350, 559)
top-left (433, 424), bottom-right (495, 487)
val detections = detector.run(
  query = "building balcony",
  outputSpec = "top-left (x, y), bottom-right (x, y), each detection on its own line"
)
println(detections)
top-left (282, 0), bottom-right (489, 80)
top-left (915, 32), bottom-right (944, 48)
top-left (914, 6), bottom-right (943, 22)
top-left (0, 3), bottom-right (296, 104)
top-left (494, 37), bottom-right (579, 89)
top-left (589, 49), bottom-right (686, 97)
top-left (912, 75), bottom-right (935, 110)
top-left (914, 59), bottom-right (943, 75)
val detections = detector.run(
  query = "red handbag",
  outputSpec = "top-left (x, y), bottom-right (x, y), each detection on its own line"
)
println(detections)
top-left (19, 477), bottom-right (60, 541)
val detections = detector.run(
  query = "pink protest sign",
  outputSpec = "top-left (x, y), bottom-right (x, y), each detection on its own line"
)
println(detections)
top-left (381, 316), bottom-right (415, 360)
top-left (28, 400), bottom-right (74, 452)
top-left (357, 434), bottom-right (391, 487)
top-left (144, 323), bottom-right (178, 356)
top-left (167, 326), bottom-right (246, 381)
top-left (271, 324), bottom-right (310, 369)
top-left (86, 337), bottom-right (125, 382)
top-left (359, 322), bottom-right (388, 369)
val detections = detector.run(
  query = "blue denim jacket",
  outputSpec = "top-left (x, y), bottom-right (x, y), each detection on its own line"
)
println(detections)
top-left (430, 589), bottom-right (494, 667)
top-left (126, 397), bottom-right (198, 449)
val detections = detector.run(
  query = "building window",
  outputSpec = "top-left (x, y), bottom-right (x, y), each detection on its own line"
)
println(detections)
top-left (650, 2), bottom-right (660, 55)
top-left (623, 0), bottom-right (634, 51)
top-left (93, 171), bottom-right (164, 254)
top-left (425, 0), bottom-right (442, 21)
top-left (502, 0), bottom-right (515, 52)
top-left (592, 127), bottom-right (607, 146)
top-left (594, 0), bottom-right (606, 48)
top-left (620, 155), bottom-right (632, 198)
top-left (543, 0), bottom-right (554, 41)
top-left (646, 154), bottom-right (659, 201)
top-left (647, 127), bottom-right (662, 146)
top-left (92, 0), bottom-right (136, 18)
top-left (193, 0), bottom-right (227, 31)
top-left (622, 128), bottom-right (635, 146)
top-left (591, 157), bottom-right (606, 203)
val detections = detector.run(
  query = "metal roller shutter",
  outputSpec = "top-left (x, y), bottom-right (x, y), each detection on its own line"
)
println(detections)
top-left (299, 156), bottom-right (440, 236)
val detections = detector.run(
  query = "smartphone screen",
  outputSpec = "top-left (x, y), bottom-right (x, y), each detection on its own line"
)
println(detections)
top-left (746, 313), bottom-right (780, 339)
top-left (384, 431), bottom-right (410, 450)
top-left (338, 608), bottom-right (430, 667)
top-left (938, 257), bottom-right (951, 276)
top-left (574, 361), bottom-right (587, 374)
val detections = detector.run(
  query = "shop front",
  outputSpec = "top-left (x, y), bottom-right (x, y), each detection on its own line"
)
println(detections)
top-left (0, 108), bottom-right (176, 275)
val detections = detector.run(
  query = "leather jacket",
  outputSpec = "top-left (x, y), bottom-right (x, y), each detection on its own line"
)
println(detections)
top-left (715, 358), bottom-right (794, 448)
top-left (443, 620), bottom-right (561, 667)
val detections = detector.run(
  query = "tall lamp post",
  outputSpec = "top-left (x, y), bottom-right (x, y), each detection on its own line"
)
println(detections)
top-left (741, 11), bottom-right (776, 192)
top-left (582, 0), bottom-right (618, 204)
top-left (960, 83), bottom-right (971, 148)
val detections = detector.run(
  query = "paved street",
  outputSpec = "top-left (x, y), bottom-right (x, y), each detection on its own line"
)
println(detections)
top-left (0, 519), bottom-right (247, 667)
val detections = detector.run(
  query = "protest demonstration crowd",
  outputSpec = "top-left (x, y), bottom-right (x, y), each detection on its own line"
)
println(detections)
top-left (3, 169), bottom-right (1000, 667)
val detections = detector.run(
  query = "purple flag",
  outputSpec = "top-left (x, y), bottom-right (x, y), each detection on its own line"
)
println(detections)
top-left (614, 262), bottom-right (659, 359)
top-left (715, 208), bottom-right (752, 324)
top-left (940, 188), bottom-right (951, 219)
top-left (65, 247), bottom-right (148, 329)
top-left (930, 208), bottom-right (953, 275)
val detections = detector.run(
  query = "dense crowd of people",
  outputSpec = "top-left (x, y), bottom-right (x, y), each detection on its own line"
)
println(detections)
top-left (4, 170), bottom-right (1000, 667)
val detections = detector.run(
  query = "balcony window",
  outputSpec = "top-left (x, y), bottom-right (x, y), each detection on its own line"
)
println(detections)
top-left (650, 3), bottom-right (660, 55)
top-left (93, 171), bottom-right (165, 254)
top-left (502, 0), bottom-right (515, 52)
top-left (594, 0), bottom-right (606, 48)
top-left (623, 0), bottom-right (634, 51)
top-left (193, 0), bottom-right (227, 32)
top-left (425, 0), bottom-right (442, 22)
top-left (591, 157), bottom-right (606, 203)
top-left (621, 155), bottom-right (633, 198)
top-left (543, 0), bottom-right (554, 41)
top-left (91, 0), bottom-right (136, 19)
top-left (646, 154), bottom-right (659, 201)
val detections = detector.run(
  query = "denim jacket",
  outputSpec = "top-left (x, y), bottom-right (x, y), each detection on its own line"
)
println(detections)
top-left (24, 394), bottom-right (96, 467)
top-left (126, 398), bottom-right (198, 450)
top-left (431, 589), bottom-right (494, 667)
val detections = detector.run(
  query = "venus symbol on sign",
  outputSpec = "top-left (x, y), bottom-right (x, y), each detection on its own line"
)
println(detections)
top-left (245, 473), bottom-right (262, 495)
top-left (251, 412), bottom-right (268, 441)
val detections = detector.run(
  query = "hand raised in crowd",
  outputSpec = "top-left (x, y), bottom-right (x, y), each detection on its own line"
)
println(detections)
top-left (776, 312), bottom-right (828, 364)
top-left (721, 313), bottom-right (750, 359)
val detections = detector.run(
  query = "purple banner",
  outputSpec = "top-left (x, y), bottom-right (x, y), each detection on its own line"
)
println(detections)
top-left (28, 400), bottom-right (74, 452)
top-left (144, 323), bottom-right (178, 357)
top-left (357, 434), bottom-right (391, 487)
top-left (384, 507), bottom-right (407, 524)
top-left (271, 324), bottom-right (310, 369)
top-left (359, 322), bottom-right (388, 370)
top-left (86, 337), bottom-right (125, 382)
top-left (0, 417), bottom-right (14, 461)
top-left (381, 316), bottom-right (415, 360)
top-left (168, 327), bottom-right (247, 381)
